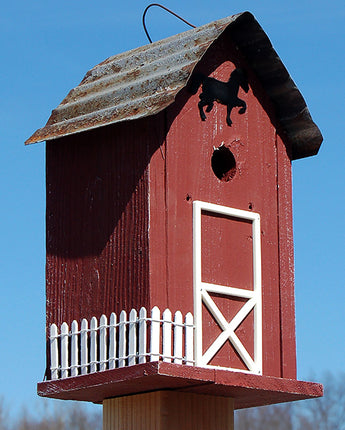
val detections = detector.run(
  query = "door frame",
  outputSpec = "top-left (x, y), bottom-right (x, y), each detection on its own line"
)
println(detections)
top-left (193, 201), bottom-right (262, 374)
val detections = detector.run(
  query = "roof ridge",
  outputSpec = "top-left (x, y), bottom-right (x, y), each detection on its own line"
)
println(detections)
top-left (25, 11), bottom-right (322, 159)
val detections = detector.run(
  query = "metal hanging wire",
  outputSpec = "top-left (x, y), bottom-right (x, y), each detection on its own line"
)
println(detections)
top-left (142, 3), bottom-right (196, 43)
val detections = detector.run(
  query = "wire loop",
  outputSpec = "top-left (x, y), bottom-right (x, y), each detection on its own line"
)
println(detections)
top-left (142, 3), bottom-right (196, 43)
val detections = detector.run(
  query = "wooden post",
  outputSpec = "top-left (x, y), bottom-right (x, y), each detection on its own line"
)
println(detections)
top-left (103, 391), bottom-right (234, 430)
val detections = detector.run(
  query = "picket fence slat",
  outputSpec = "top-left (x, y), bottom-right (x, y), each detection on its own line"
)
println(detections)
top-left (150, 307), bottom-right (160, 362)
top-left (162, 309), bottom-right (172, 363)
top-left (61, 322), bottom-right (69, 379)
top-left (185, 312), bottom-right (194, 365)
top-left (128, 309), bottom-right (137, 366)
top-left (50, 324), bottom-right (58, 380)
top-left (90, 317), bottom-right (98, 373)
top-left (118, 310), bottom-right (127, 368)
top-left (99, 315), bottom-right (107, 371)
top-left (71, 320), bottom-right (79, 377)
top-left (48, 306), bottom-right (195, 381)
top-left (81, 319), bottom-right (88, 375)
top-left (109, 312), bottom-right (117, 370)
top-left (174, 311), bottom-right (183, 364)
top-left (138, 307), bottom-right (147, 364)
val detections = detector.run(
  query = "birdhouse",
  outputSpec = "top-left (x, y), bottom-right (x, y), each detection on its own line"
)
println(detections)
top-left (27, 11), bottom-right (323, 423)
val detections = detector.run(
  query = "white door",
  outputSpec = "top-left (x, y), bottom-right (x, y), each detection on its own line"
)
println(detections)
top-left (193, 201), bottom-right (262, 374)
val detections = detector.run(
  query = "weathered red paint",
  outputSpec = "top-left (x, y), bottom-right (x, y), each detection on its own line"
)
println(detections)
top-left (37, 362), bottom-right (323, 409)
top-left (46, 118), bottom-right (155, 327)
top-left (148, 35), bottom-right (294, 376)
top-left (276, 133), bottom-right (297, 378)
top-left (44, 29), bottom-right (303, 395)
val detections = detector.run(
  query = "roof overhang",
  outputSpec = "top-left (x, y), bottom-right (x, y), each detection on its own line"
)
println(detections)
top-left (26, 11), bottom-right (322, 160)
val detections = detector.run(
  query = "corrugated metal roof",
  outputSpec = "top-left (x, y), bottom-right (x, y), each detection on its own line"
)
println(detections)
top-left (26, 11), bottom-right (322, 159)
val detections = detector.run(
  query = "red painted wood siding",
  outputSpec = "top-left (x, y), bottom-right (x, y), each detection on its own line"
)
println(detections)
top-left (276, 133), bottom-right (296, 378)
top-left (45, 32), bottom-right (296, 380)
top-left (45, 117), bottom-right (165, 329)
top-left (148, 35), bottom-right (296, 378)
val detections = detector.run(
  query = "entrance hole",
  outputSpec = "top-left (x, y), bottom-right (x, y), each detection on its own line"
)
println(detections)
top-left (211, 145), bottom-right (236, 182)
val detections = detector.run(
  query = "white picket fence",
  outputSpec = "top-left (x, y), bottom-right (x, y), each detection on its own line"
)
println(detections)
top-left (49, 306), bottom-right (194, 380)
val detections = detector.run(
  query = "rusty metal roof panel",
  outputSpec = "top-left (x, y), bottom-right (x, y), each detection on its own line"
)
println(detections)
top-left (26, 15), bottom-right (233, 145)
top-left (26, 11), bottom-right (322, 159)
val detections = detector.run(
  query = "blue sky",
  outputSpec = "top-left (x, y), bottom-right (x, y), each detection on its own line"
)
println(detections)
top-left (1, 0), bottom-right (344, 418)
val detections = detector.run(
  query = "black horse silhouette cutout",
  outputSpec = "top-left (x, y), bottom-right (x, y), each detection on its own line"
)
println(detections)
top-left (189, 68), bottom-right (249, 126)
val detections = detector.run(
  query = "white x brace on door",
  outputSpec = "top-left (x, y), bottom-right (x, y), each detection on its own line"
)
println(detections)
top-left (193, 201), bottom-right (262, 374)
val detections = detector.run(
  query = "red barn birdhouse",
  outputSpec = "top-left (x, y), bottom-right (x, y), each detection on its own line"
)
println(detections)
top-left (27, 11), bottom-right (323, 426)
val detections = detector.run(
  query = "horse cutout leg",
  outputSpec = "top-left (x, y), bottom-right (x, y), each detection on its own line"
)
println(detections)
top-left (198, 98), bottom-right (214, 121)
top-left (237, 99), bottom-right (247, 114)
top-left (226, 105), bottom-right (233, 126)
top-left (206, 102), bottom-right (214, 113)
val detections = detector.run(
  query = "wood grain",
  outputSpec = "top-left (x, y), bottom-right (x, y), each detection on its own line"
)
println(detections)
top-left (103, 391), bottom-right (234, 430)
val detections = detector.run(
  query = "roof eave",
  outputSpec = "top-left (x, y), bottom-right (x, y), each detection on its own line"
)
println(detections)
top-left (25, 11), bottom-right (323, 160)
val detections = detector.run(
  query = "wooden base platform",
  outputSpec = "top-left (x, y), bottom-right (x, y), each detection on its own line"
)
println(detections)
top-left (37, 362), bottom-right (323, 410)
